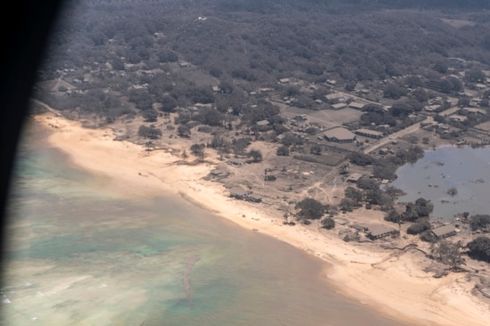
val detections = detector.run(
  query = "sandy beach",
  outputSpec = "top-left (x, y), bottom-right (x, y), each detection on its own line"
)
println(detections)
top-left (34, 113), bottom-right (490, 326)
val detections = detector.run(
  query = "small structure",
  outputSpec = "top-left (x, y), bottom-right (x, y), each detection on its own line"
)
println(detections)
top-left (325, 92), bottom-right (349, 103)
top-left (208, 167), bottom-right (230, 180)
top-left (279, 78), bottom-right (290, 84)
top-left (346, 173), bottom-right (363, 183)
top-left (431, 225), bottom-right (456, 239)
top-left (229, 188), bottom-right (262, 203)
top-left (462, 107), bottom-right (487, 115)
top-left (355, 128), bottom-right (384, 139)
top-left (37, 78), bottom-right (76, 93)
top-left (331, 103), bottom-right (347, 110)
top-left (366, 224), bottom-right (400, 240)
top-left (449, 114), bottom-right (468, 123)
top-left (256, 120), bottom-right (270, 127)
top-left (349, 102), bottom-right (366, 110)
top-left (324, 127), bottom-right (356, 143)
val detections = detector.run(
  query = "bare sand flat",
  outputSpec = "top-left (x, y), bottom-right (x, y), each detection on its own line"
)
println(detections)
top-left (34, 114), bottom-right (490, 326)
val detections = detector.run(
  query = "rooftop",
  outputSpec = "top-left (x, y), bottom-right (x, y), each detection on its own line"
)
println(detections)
top-left (324, 127), bottom-right (356, 141)
top-left (355, 128), bottom-right (384, 137)
top-left (367, 224), bottom-right (399, 237)
top-left (431, 225), bottom-right (456, 238)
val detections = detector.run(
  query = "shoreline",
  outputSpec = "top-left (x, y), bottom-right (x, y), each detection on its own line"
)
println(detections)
top-left (34, 113), bottom-right (490, 326)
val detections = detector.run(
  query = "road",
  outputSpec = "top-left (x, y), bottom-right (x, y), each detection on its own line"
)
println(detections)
top-left (363, 106), bottom-right (461, 154)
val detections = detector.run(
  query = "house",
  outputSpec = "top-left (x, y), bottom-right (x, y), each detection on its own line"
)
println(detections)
top-left (462, 107), bottom-right (487, 115)
top-left (346, 173), bottom-right (363, 183)
top-left (212, 85), bottom-right (220, 92)
top-left (366, 224), bottom-right (400, 240)
top-left (37, 78), bottom-right (76, 93)
top-left (355, 128), bottom-right (384, 139)
top-left (425, 105), bottom-right (441, 113)
top-left (431, 225), bottom-right (457, 239)
top-left (208, 167), bottom-right (230, 180)
top-left (256, 120), bottom-right (270, 127)
top-left (324, 127), bottom-right (356, 143)
top-left (331, 103), bottom-right (347, 110)
top-left (349, 102), bottom-right (366, 110)
top-left (325, 92), bottom-right (348, 103)
top-left (449, 114), bottom-right (468, 123)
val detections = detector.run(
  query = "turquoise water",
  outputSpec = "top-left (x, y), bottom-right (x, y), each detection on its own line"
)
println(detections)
top-left (393, 146), bottom-right (490, 218)
top-left (2, 123), bottom-right (401, 325)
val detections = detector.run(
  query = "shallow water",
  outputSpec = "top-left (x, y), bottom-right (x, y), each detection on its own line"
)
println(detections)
top-left (2, 123), bottom-right (402, 325)
top-left (393, 146), bottom-right (490, 218)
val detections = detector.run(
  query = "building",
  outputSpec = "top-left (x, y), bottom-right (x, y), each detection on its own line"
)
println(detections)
top-left (366, 225), bottom-right (400, 240)
top-left (462, 107), bottom-right (487, 115)
top-left (449, 114), bottom-right (468, 123)
top-left (431, 225), bottom-right (456, 239)
top-left (324, 127), bottom-right (356, 143)
top-left (349, 102), bottom-right (366, 110)
top-left (355, 128), bottom-right (384, 139)
top-left (37, 78), bottom-right (76, 93)
top-left (178, 61), bottom-right (191, 67)
top-left (256, 120), bottom-right (270, 127)
top-left (325, 92), bottom-right (349, 103)
top-left (346, 173), bottom-right (363, 183)
top-left (331, 103), bottom-right (347, 110)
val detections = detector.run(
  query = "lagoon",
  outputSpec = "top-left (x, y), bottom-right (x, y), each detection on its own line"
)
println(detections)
top-left (393, 146), bottom-right (490, 218)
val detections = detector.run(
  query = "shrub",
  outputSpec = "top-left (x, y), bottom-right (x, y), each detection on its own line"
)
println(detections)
top-left (383, 82), bottom-right (407, 99)
top-left (280, 132), bottom-right (303, 146)
top-left (138, 125), bottom-right (161, 139)
top-left (321, 217), bottom-right (335, 230)
top-left (158, 51), bottom-right (178, 63)
top-left (296, 198), bottom-right (326, 220)
top-left (339, 198), bottom-right (356, 212)
top-left (276, 145), bottom-right (290, 156)
top-left (345, 187), bottom-right (363, 204)
top-left (420, 230), bottom-right (437, 243)
top-left (248, 150), bottom-right (263, 163)
top-left (160, 95), bottom-right (177, 112)
top-left (349, 152), bottom-right (375, 166)
top-left (196, 108), bottom-right (224, 126)
top-left (310, 144), bottom-right (322, 155)
top-left (447, 187), bottom-right (458, 196)
top-left (470, 215), bottom-right (490, 231)
top-left (190, 143), bottom-right (205, 159)
top-left (431, 240), bottom-right (463, 267)
top-left (177, 125), bottom-right (191, 138)
top-left (467, 237), bottom-right (490, 263)
top-left (356, 177), bottom-right (379, 191)
top-left (407, 220), bottom-right (430, 235)
top-left (142, 109), bottom-right (158, 122)
top-left (384, 209), bottom-right (401, 223)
